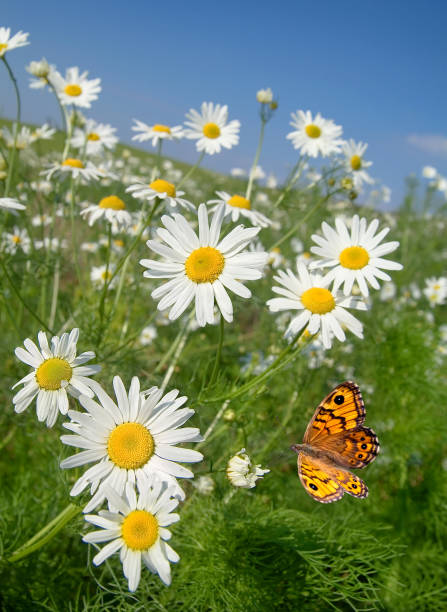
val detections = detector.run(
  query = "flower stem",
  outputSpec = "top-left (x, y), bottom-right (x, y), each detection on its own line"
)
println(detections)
top-left (209, 314), bottom-right (225, 386)
top-left (8, 503), bottom-right (81, 564)
top-left (245, 119), bottom-right (266, 201)
top-left (160, 317), bottom-right (191, 392)
top-left (151, 140), bottom-right (163, 181)
top-left (177, 151), bottom-right (205, 189)
top-left (2, 56), bottom-right (22, 197)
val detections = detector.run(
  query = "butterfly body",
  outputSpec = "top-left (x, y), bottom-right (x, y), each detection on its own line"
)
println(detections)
top-left (292, 381), bottom-right (379, 503)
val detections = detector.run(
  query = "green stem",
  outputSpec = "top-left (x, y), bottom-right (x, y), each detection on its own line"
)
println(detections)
top-left (271, 157), bottom-right (303, 210)
top-left (8, 503), bottom-right (81, 564)
top-left (0, 257), bottom-right (54, 333)
top-left (177, 151), bottom-right (205, 189)
top-left (209, 314), bottom-right (224, 386)
top-left (48, 81), bottom-right (68, 134)
top-left (69, 176), bottom-right (82, 286)
top-left (151, 140), bottom-right (163, 181)
top-left (62, 107), bottom-right (75, 161)
top-left (245, 119), bottom-right (266, 201)
top-left (96, 223), bottom-right (113, 345)
top-left (48, 258), bottom-right (60, 329)
top-left (257, 390), bottom-right (297, 462)
top-left (160, 317), bottom-right (191, 392)
top-left (2, 56), bottom-right (22, 197)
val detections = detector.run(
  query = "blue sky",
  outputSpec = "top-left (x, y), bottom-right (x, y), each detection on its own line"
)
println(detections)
top-left (2, 0), bottom-right (446, 208)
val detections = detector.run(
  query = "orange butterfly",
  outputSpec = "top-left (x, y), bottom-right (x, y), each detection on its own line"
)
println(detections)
top-left (291, 381), bottom-right (379, 503)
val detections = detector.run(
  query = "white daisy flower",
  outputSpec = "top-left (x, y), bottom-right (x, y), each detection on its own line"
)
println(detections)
top-left (2, 226), bottom-right (31, 254)
top-left (140, 203), bottom-right (267, 327)
top-left (226, 448), bottom-right (269, 489)
top-left (131, 120), bottom-right (184, 147)
top-left (53, 66), bottom-right (101, 108)
top-left (31, 123), bottom-right (56, 142)
top-left (342, 140), bottom-right (373, 188)
top-left (81, 195), bottom-right (132, 229)
top-left (71, 119), bottom-right (118, 155)
top-left (184, 102), bottom-right (240, 155)
top-left (0, 27), bottom-right (29, 56)
top-left (208, 191), bottom-right (273, 228)
top-left (12, 329), bottom-right (101, 428)
top-left (139, 325), bottom-right (158, 346)
top-left (1, 125), bottom-right (33, 150)
top-left (267, 263), bottom-right (366, 348)
top-left (256, 88), bottom-right (273, 104)
top-left (84, 477), bottom-right (180, 590)
top-left (126, 178), bottom-right (194, 211)
top-left (60, 375), bottom-right (203, 511)
top-left (90, 264), bottom-right (118, 289)
top-left (35, 237), bottom-right (67, 251)
top-left (41, 158), bottom-right (103, 182)
top-left (309, 215), bottom-right (403, 296)
top-left (27, 58), bottom-right (58, 89)
top-left (423, 277), bottom-right (447, 306)
top-left (0, 197), bottom-right (26, 212)
top-left (286, 110), bottom-right (343, 158)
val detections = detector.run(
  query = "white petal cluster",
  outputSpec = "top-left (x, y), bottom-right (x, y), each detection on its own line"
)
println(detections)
top-left (226, 448), bottom-right (270, 489)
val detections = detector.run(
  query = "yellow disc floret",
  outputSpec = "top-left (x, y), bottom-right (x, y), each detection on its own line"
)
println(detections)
top-left (99, 195), bottom-right (126, 210)
top-left (350, 155), bottom-right (362, 171)
top-left (301, 287), bottom-right (335, 314)
top-left (202, 122), bottom-right (221, 139)
top-left (12, 235), bottom-right (21, 244)
top-left (185, 247), bottom-right (225, 283)
top-left (227, 195), bottom-right (251, 210)
top-left (107, 423), bottom-right (154, 469)
top-left (339, 246), bottom-right (370, 270)
top-left (152, 124), bottom-right (171, 134)
top-left (64, 84), bottom-right (82, 97)
top-left (305, 124), bottom-right (321, 139)
top-left (121, 510), bottom-right (158, 550)
top-left (36, 358), bottom-right (73, 391)
top-left (87, 132), bottom-right (100, 141)
top-left (62, 158), bottom-right (84, 169)
top-left (0, 43), bottom-right (8, 53)
top-left (149, 179), bottom-right (176, 198)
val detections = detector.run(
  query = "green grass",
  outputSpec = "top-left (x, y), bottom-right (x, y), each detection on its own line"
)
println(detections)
top-left (1, 116), bottom-right (447, 612)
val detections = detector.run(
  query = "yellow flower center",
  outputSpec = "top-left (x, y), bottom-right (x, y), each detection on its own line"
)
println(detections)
top-left (114, 239), bottom-right (124, 248)
top-left (350, 155), bottom-right (362, 171)
top-left (101, 270), bottom-right (112, 281)
top-left (12, 235), bottom-right (21, 244)
top-left (99, 195), bottom-right (126, 210)
top-left (62, 158), bottom-right (84, 169)
top-left (227, 195), bottom-right (251, 209)
top-left (35, 357), bottom-right (73, 391)
top-left (152, 124), bottom-right (171, 134)
top-left (202, 122), bottom-right (221, 139)
top-left (185, 247), bottom-right (225, 283)
top-left (301, 287), bottom-right (335, 314)
top-left (149, 179), bottom-right (176, 198)
top-left (339, 246), bottom-right (370, 270)
top-left (434, 284), bottom-right (440, 290)
top-left (0, 43), bottom-right (8, 53)
top-left (107, 422), bottom-right (154, 469)
top-left (305, 124), bottom-right (321, 139)
top-left (64, 84), bottom-right (82, 97)
top-left (87, 132), bottom-right (100, 141)
top-left (121, 510), bottom-right (158, 550)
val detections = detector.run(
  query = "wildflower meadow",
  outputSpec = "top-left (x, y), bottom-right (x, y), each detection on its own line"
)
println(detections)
top-left (1, 22), bottom-right (447, 612)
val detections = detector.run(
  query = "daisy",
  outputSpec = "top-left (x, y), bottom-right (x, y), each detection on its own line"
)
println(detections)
top-left (256, 88), bottom-right (273, 104)
top-left (184, 102), bottom-right (240, 155)
top-left (81, 195), bottom-right (132, 229)
top-left (1, 126), bottom-right (33, 150)
top-left (60, 375), bottom-right (203, 511)
top-left (42, 158), bottom-right (103, 182)
top-left (0, 27), bottom-right (29, 57)
top-left (31, 123), bottom-right (56, 142)
top-left (209, 191), bottom-right (273, 228)
top-left (83, 477), bottom-right (180, 590)
top-left (90, 264), bottom-right (118, 289)
top-left (0, 197), bottom-right (26, 212)
top-left (286, 110), bottom-right (343, 158)
top-left (423, 277), bottom-right (447, 306)
top-left (267, 263), bottom-right (366, 348)
top-left (140, 203), bottom-right (267, 327)
top-left (71, 119), bottom-right (118, 155)
top-left (12, 329), bottom-right (101, 428)
top-left (139, 325), bottom-right (158, 346)
top-left (342, 140), bottom-right (373, 188)
top-left (2, 226), bottom-right (31, 254)
top-left (226, 448), bottom-right (269, 489)
top-left (131, 119), bottom-right (184, 147)
top-left (126, 178), bottom-right (194, 211)
top-left (53, 66), bottom-right (101, 108)
top-left (309, 215), bottom-right (403, 296)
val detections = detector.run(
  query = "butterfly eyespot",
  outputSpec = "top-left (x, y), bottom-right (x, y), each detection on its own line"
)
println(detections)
top-left (360, 437), bottom-right (366, 441)
top-left (361, 444), bottom-right (367, 450)
top-left (358, 453), bottom-right (363, 458)
top-left (334, 395), bottom-right (344, 405)
top-left (309, 483), bottom-right (318, 491)
top-left (352, 484), bottom-right (357, 489)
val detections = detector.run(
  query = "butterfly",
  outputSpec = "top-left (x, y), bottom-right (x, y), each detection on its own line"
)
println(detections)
top-left (291, 381), bottom-right (380, 503)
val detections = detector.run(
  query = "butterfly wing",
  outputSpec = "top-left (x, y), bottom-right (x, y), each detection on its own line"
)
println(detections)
top-left (326, 426), bottom-right (380, 469)
top-left (297, 453), bottom-right (344, 503)
top-left (331, 466), bottom-right (369, 498)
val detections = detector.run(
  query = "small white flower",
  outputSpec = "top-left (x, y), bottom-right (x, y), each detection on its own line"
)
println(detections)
top-left (71, 119), bottom-right (118, 155)
top-left (131, 120), bottom-right (184, 147)
top-left (0, 197), bottom-right (26, 212)
top-left (84, 477), bottom-right (180, 590)
top-left (342, 140), bottom-right (373, 188)
top-left (208, 191), bottom-right (273, 228)
top-left (81, 195), bottom-right (132, 229)
top-left (141, 204), bottom-right (267, 327)
top-left (42, 158), bottom-right (103, 182)
top-left (267, 263), bottom-right (366, 348)
top-left (2, 226), bottom-right (31, 254)
top-left (192, 475), bottom-right (215, 495)
top-left (90, 264), bottom-right (118, 289)
top-left (53, 66), bottom-right (101, 108)
top-left (256, 88), bottom-right (273, 104)
top-left (0, 27), bottom-right (29, 56)
top-left (12, 329), bottom-right (101, 428)
top-left (139, 325), bottom-right (158, 346)
top-left (423, 277), bottom-right (447, 306)
top-left (60, 375), bottom-right (203, 511)
top-left (31, 123), bottom-right (56, 142)
top-left (422, 166), bottom-right (438, 180)
top-left (184, 102), bottom-right (240, 155)
top-left (286, 110), bottom-right (343, 157)
top-left (126, 178), bottom-right (194, 211)
top-left (310, 215), bottom-right (403, 296)
top-left (226, 448), bottom-right (269, 489)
